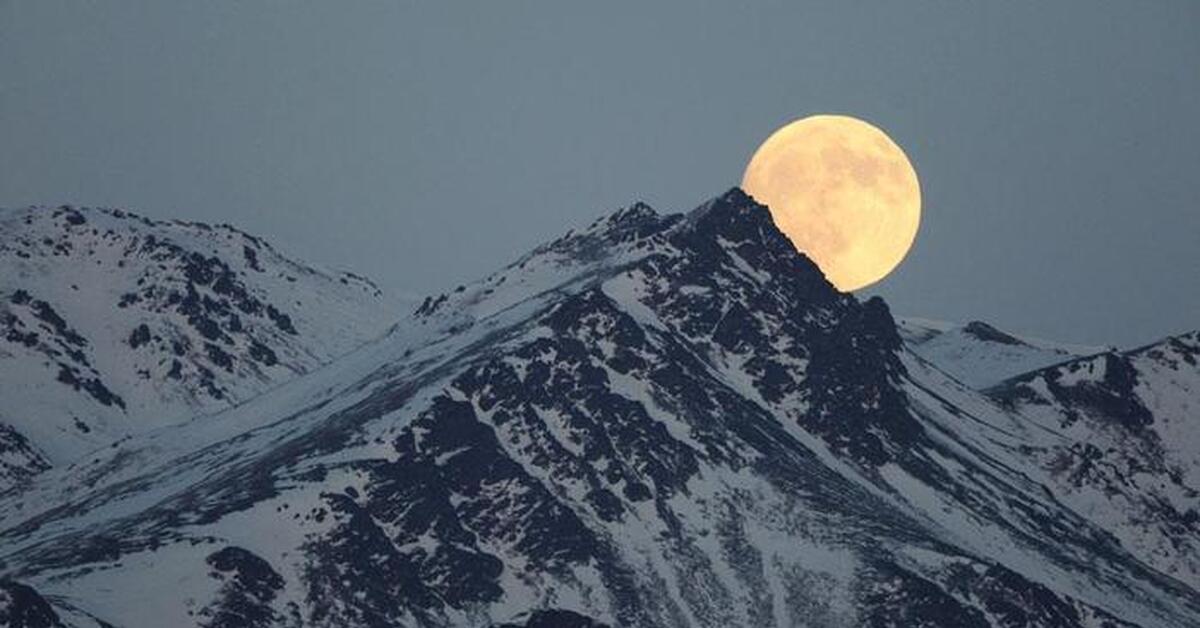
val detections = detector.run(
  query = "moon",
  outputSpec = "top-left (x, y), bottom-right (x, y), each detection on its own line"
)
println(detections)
top-left (741, 115), bottom-right (921, 292)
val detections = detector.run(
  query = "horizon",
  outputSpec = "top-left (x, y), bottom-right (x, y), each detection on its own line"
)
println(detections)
top-left (3, 3), bottom-right (1198, 347)
top-left (4, 188), bottom-right (1186, 354)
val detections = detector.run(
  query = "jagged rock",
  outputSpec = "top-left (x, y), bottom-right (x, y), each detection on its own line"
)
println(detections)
top-left (0, 191), bottom-right (1196, 627)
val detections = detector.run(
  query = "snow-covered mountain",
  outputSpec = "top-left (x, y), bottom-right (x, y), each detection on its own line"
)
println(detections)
top-left (0, 191), bottom-right (1197, 627)
top-left (899, 318), bottom-right (1102, 389)
top-left (988, 333), bottom-right (1200, 590)
top-left (0, 205), bottom-right (392, 487)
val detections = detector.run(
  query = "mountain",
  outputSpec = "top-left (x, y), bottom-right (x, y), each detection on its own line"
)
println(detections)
top-left (898, 318), bottom-right (1102, 390)
top-left (988, 333), bottom-right (1200, 590)
top-left (0, 205), bottom-right (392, 488)
top-left (0, 190), bottom-right (1197, 627)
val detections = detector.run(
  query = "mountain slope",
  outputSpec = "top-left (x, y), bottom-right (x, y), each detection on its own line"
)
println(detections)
top-left (987, 332), bottom-right (1200, 589)
top-left (0, 191), bottom-right (1196, 627)
top-left (0, 205), bottom-right (391, 486)
top-left (899, 318), bottom-right (1102, 389)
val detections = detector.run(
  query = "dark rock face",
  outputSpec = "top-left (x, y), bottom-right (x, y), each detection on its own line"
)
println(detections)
top-left (0, 580), bottom-right (63, 628)
top-left (626, 189), bottom-right (917, 466)
top-left (121, 236), bottom-right (304, 389)
top-left (199, 547), bottom-right (287, 628)
top-left (1031, 352), bottom-right (1152, 431)
top-left (860, 562), bottom-right (990, 628)
top-left (0, 423), bottom-right (51, 487)
top-left (2, 291), bottom-right (125, 411)
top-left (968, 565), bottom-right (1084, 628)
top-left (963, 320), bottom-right (1027, 347)
top-left (992, 350), bottom-right (1154, 431)
top-left (494, 609), bottom-right (611, 628)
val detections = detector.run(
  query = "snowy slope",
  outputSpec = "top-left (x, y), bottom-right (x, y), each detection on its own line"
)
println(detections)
top-left (899, 317), bottom-right (1103, 389)
top-left (0, 191), bottom-right (1197, 627)
top-left (986, 333), bottom-right (1200, 590)
top-left (0, 205), bottom-right (392, 486)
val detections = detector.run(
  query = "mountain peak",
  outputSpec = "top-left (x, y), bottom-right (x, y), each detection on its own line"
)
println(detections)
top-left (607, 200), bottom-right (658, 223)
top-left (684, 186), bottom-right (762, 226)
top-left (0, 204), bottom-right (391, 482)
top-left (674, 187), bottom-right (835, 301)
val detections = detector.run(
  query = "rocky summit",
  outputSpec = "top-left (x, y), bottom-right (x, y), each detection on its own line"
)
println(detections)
top-left (0, 190), bottom-right (1198, 627)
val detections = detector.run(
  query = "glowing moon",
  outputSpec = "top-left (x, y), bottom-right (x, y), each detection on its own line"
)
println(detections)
top-left (741, 115), bottom-right (921, 291)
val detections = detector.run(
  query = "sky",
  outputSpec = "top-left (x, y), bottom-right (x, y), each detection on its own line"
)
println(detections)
top-left (2, 2), bottom-right (1198, 346)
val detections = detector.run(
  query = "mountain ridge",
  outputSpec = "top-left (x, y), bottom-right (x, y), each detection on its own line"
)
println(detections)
top-left (0, 190), bottom-right (1197, 627)
top-left (0, 204), bottom-right (393, 489)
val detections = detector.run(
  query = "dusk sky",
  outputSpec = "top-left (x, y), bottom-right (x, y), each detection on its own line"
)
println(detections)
top-left (3, 1), bottom-right (1197, 346)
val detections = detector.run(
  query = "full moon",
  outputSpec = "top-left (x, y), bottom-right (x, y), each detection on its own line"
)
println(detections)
top-left (742, 115), bottom-right (921, 292)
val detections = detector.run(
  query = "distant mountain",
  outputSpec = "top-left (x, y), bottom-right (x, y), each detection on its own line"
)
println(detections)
top-left (0, 191), bottom-right (1197, 627)
top-left (0, 205), bottom-right (392, 487)
top-left (899, 318), bottom-right (1102, 389)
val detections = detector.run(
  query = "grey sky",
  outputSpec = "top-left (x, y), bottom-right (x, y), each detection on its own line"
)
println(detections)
top-left (2, 2), bottom-right (1197, 346)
